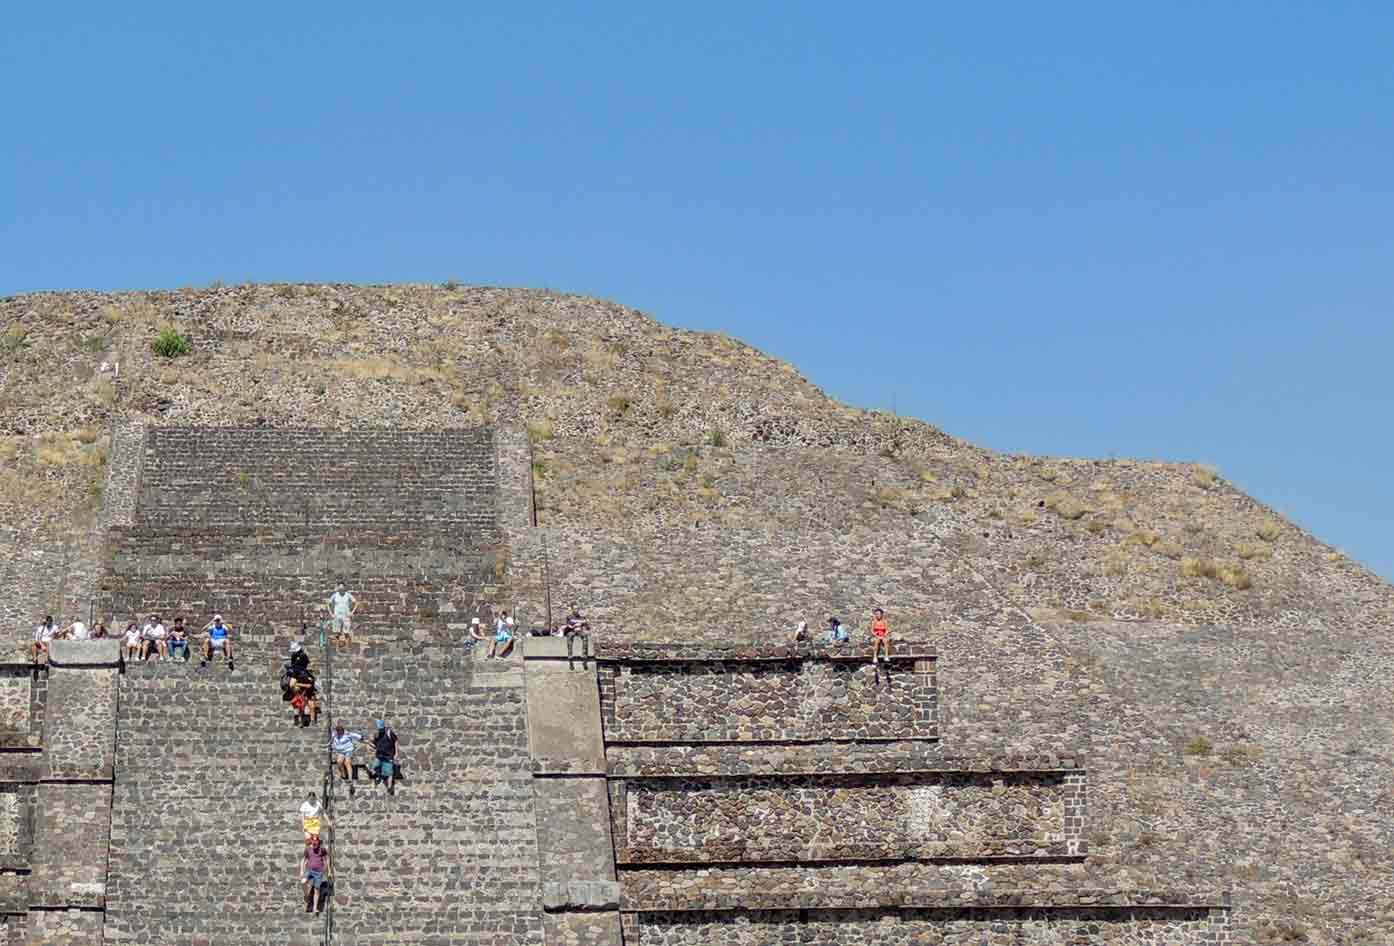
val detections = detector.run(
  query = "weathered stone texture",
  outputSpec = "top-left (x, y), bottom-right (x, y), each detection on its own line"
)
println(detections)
top-left (616, 772), bottom-right (1079, 863)
top-left (330, 649), bottom-right (547, 946)
top-left (40, 664), bottom-right (116, 779)
top-left (599, 653), bottom-right (935, 744)
top-left (101, 420), bottom-right (147, 530)
top-left (628, 908), bottom-right (1231, 945)
top-left (19, 908), bottom-right (103, 946)
top-left (544, 910), bottom-right (624, 946)
top-left (0, 672), bottom-right (33, 746)
top-left (28, 783), bottom-right (110, 909)
top-left (137, 426), bottom-right (496, 531)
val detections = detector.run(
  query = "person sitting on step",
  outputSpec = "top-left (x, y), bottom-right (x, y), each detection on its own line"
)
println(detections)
top-left (463, 616), bottom-right (488, 653)
top-left (121, 622), bottom-right (141, 662)
top-left (167, 615), bottom-right (190, 661)
top-left (141, 614), bottom-right (167, 662)
top-left (63, 618), bottom-right (90, 641)
top-left (199, 614), bottom-right (234, 670)
top-left (870, 607), bottom-right (891, 663)
top-left (300, 835), bottom-right (331, 915)
top-left (488, 609), bottom-right (515, 659)
top-left (369, 719), bottom-right (399, 795)
top-left (825, 616), bottom-right (849, 645)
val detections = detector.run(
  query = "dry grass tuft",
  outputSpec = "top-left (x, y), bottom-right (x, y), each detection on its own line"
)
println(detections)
top-left (1255, 521), bottom-right (1283, 542)
top-left (1191, 465), bottom-right (1220, 490)
top-left (35, 431), bottom-right (108, 468)
top-left (1236, 542), bottom-right (1272, 562)
top-left (1218, 564), bottom-right (1253, 589)
top-left (1045, 492), bottom-right (1089, 520)
top-left (1181, 557), bottom-right (1219, 580)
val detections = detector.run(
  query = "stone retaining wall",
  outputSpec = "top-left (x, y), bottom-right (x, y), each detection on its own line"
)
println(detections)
top-left (624, 908), bottom-right (1231, 945)
top-left (612, 771), bottom-right (1083, 863)
top-left (598, 651), bottom-right (935, 744)
top-left (137, 426), bottom-right (496, 530)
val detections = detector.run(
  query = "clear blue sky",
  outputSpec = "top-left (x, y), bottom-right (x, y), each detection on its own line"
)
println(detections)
top-left (3, 4), bottom-right (1391, 580)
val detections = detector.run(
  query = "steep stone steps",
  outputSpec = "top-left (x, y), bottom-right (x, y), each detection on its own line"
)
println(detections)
top-left (105, 658), bottom-right (332, 945)
top-left (325, 649), bottom-right (545, 946)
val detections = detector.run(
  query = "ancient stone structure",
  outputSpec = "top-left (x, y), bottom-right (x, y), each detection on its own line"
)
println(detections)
top-left (0, 422), bottom-right (1233, 944)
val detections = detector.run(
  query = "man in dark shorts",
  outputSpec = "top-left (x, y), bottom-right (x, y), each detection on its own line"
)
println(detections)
top-left (371, 719), bottom-right (398, 795)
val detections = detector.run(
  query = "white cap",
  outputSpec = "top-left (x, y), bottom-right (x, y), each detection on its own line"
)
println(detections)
top-left (796, 621), bottom-right (807, 632)
top-left (213, 614), bottom-right (223, 621)
top-left (471, 617), bottom-right (481, 626)
top-left (289, 641), bottom-right (302, 653)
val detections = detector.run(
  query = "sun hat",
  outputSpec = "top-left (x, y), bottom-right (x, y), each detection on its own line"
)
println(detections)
top-left (471, 617), bottom-right (481, 626)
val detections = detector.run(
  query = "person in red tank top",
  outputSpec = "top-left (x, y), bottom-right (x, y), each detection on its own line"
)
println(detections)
top-left (870, 608), bottom-right (890, 664)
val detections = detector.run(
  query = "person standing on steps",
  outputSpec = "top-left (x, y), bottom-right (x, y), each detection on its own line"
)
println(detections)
top-left (31, 616), bottom-right (56, 663)
top-left (300, 835), bottom-right (331, 914)
top-left (370, 719), bottom-right (398, 795)
top-left (299, 790), bottom-right (326, 843)
top-left (199, 614), bottom-right (234, 670)
top-left (326, 581), bottom-right (357, 646)
top-left (330, 724), bottom-right (364, 797)
top-left (870, 607), bottom-right (891, 685)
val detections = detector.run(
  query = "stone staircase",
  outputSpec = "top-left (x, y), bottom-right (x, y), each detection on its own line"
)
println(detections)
top-left (327, 647), bottom-right (545, 946)
top-left (105, 643), bottom-right (333, 946)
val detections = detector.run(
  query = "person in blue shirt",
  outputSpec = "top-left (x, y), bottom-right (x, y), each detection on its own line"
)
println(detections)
top-left (199, 614), bottom-right (234, 670)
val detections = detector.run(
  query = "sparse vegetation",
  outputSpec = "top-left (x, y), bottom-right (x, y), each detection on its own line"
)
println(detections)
top-left (1, 325), bottom-right (29, 355)
top-left (1256, 520), bottom-right (1283, 542)
top-left (1045, 492), bottom-right (1088, 520)
top-left (606, 394), bottom-right (632, 417)
top-left (1183, 735), bottom-right (1213, 757)
top-left (704, 429), bottom-right (726, 448)
top-left (151, 327), bottom-right (191, 358)
top-left (527, 419), bottom-right (555, 442)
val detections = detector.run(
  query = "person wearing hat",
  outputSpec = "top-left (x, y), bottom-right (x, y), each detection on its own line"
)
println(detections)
top-left (370, 719), bottom-right (399, 795)
top-left (288, 639), bottom-right (310, 675)
top-left (465, 616), bottom-right (488, 650)
top-left (200, 613), bottom-right (234, 670)
top-left (793, 620), bottom-right (809, 642)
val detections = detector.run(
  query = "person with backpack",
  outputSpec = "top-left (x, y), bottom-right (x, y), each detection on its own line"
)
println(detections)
top-left (370, 719), bottom-right (398, 795)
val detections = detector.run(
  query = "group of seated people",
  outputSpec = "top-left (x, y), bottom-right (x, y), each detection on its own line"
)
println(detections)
top-left (30, 615), bottom-right (103, 660)
top-left (793, 609), bottom-right (893, 660)
top-left (464, 606), bottom-right (591, 658)
top-left (117, 613), bottom-right (235, 668)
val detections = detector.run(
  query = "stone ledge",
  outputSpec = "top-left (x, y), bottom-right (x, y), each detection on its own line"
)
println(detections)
top-left (617, 847), bottom-right (1086, 865)
top-left (606, 744), bottom-right (1084, 777)
top-left (543, 880), bottom-right (622, 912)
top-left (620, 888), bottom-right (1232, 912)
top-left (596, 643), bottom-right (935, 664)
top-left (46, 642), bottom-right (121, 668)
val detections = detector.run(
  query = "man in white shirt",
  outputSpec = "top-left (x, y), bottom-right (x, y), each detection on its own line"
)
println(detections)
top-left (65, 620), bottom-right (90, 641)
top-left (31, 616), bottom-right (56, 663)
top-left (141, 614), bottom-right (167, 661)
top-left (326, 582), bottom-right (357, 646)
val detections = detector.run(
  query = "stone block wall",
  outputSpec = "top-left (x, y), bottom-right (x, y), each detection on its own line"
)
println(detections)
top-left (97, 425), bottom-right (507, 644)
top-left (598, 649), bottom-right (936, 744)
top-left (624, 907), bottom-right (1232, 945)
top-left (136, 426), bottom-right (497, 531)
top-left (612, 771), bottom-right (1082, 863)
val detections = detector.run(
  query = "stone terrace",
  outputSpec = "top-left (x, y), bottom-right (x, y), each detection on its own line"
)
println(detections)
top-left (98, 425), bottom-right (502, 644)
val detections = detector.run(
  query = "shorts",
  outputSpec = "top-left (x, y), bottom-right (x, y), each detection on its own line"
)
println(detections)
top-left (333, 751), bottom-right (354, 764)
top-left (495, 630), bottom-right (512, 643)
top-left (373, 758), bottom-right (395, 778)
top-left (333, 616), bottom-right (352, 634)
top-left (208, 637), bottom-right (227, 651)
top-left (304, 868), bottom-right (325, 888)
